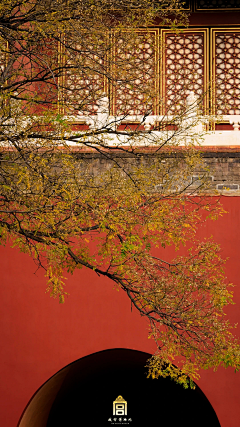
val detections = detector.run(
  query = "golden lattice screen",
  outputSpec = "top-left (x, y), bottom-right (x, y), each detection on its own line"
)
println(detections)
top-left (212, 30), bottom-right (240, 115)
top-left (61, 34), bottom-right (106, 115)
top-left (59, 28), bottom-right (240, 118)
top-left (161, 29), bottom-right (208, 115)
top-left (196, 0), bottom-right (240, 9)
top-left (111, 30), bottom-right (159, 116)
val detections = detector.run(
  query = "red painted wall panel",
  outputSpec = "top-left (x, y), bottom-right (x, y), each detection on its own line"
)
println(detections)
top-left (0, 196), bottom-right (240, 427)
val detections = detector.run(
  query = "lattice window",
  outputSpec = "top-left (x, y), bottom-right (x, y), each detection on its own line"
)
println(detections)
top-left (196, 0), bottom-right (240, 9)
top-left (0, 38), bottom-right (7, 111)
top-left (162, 30), bottom-right (207, 114)
top-left (213, 31), bottom-right (240, 115)
top-left (112, 30), bottom-right (158, 116)
top-left (30, 39), bottom-right (59, 111)
top-left (0, 38), bottom-right (6, 74)
top-left (62, 36), bottom-right (105, 115)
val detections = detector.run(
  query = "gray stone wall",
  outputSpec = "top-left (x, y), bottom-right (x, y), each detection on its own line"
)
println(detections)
top-left (198, 151), bottom-right (240, 195)
top-left (75, 149), bottom-right (240, 195)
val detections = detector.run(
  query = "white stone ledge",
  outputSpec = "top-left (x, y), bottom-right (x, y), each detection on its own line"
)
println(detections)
top-left (65, 130), bottom-right (240, 147)
top-left (201, 131), bottom-right (240, 146)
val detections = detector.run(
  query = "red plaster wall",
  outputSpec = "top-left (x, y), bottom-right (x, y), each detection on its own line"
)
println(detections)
top-left (0, 196), bottom-right (240, 427)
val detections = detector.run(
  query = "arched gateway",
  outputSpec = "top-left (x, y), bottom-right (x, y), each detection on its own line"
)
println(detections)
top-left (18, 349), bottom-right (220, 427)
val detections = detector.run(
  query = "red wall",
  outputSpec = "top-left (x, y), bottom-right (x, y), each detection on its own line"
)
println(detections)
top-left (0, 196), bottom-right (240, 427)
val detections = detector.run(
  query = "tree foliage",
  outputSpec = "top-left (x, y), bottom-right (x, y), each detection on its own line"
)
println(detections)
top-left (0, 0), bottom-right (239, 388)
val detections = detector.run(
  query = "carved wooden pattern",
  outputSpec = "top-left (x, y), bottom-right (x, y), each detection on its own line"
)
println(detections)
top-left (113, 31), bottom-right (158, 116)
top-left (62, 37), bottom-right (105, 115)
top-left (214, 32), bottom-right (240, 115)
top-left (162, 31), bottom-right (206, 114)
top-left (196, 0), bottom-right (240, 9)
top-left (32, 39), bottom-right (59, 108)
top-left (0, 39), bottom-right (6, 73)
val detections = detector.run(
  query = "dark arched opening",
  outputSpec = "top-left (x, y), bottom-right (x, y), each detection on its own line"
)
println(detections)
top-left (19, 349), bottom-right (221, 427)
